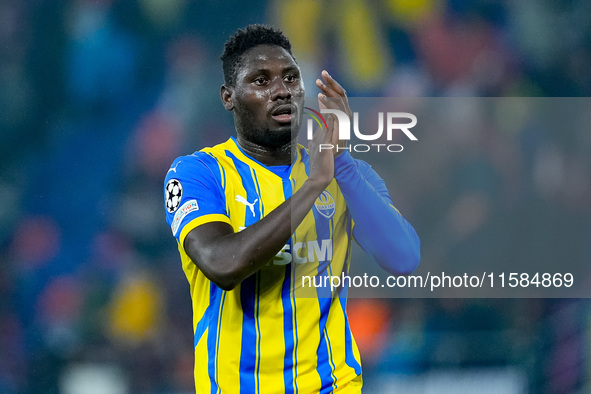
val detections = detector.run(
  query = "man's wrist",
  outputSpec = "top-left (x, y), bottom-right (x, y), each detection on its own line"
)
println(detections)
top-left (334, 150), bottom-right (356, 178)
top-left (303, 176), bottom-right (331, 195)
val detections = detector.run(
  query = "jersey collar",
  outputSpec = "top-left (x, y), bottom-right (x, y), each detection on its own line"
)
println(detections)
top-left (227, 136), bottom-right (304, 178)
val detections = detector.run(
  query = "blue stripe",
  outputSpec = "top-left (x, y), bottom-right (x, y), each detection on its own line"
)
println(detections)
top-left (316, 298), bottom-right (335, 392)
top-left (226, 150), bottom-right (262, 393)
top-left (204, 152), bottom-right (224, 187)
top-left (239, 273), bottom-right (258, 393)
top-left (281, 265), bottom-right (295, 394)
top-left (280, 176), bottom-right (297, 394)
top-left (208, 285), bottom-right (223, 393)
top-left (226, 150), bottom-right (261, 226)
top-left (194, 305), bottom-right (211, 348)
top-left (339, 221), bottom-right (362, 375)
top-left (307, 169), bottom-right (337, 390)
top-left (343, 308), bottom-right (362, 376)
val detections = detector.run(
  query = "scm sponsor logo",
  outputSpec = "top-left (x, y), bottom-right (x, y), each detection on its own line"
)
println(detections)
top-left (272, 239), bottom-right (333, 265)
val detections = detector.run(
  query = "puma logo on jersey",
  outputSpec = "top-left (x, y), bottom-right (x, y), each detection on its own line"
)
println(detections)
top-left (167, 161), bottom-right (181, 173)
top-left (235, 195), bottom-right (258, 217)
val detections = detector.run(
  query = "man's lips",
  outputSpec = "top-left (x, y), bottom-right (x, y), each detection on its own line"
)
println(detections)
top-left (271, 114), bottom-right (293, 123)
top-left (270, 104), bottom-right (295, 123)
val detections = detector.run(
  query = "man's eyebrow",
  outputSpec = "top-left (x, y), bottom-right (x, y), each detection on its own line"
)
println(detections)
top-left (245, 67), bottom-right (270, 76)
top-left (243, 65), bottom-right (300, 78)
top-left (283, 65), bottom-right (300, 73)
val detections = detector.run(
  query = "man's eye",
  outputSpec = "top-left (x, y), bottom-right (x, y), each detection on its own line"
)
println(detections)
top-left (284, 75), bottom-right (297, 83)
top-left (254, 77), bottom-right (267, 85)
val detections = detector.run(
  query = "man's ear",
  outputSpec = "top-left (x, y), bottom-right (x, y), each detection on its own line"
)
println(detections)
top-left (220, 84), bottom-right (234, 111)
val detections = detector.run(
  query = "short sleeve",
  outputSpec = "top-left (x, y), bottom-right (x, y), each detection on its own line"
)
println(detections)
top-left (164, 153), bottom-right (230, 244)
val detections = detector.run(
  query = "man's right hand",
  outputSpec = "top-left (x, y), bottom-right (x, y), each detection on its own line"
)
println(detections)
top-left (307, 116), bottom-right (335, 191)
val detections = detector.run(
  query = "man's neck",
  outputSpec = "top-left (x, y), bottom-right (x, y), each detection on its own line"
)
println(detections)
top-left (235, 137), bottom-right (297, 166)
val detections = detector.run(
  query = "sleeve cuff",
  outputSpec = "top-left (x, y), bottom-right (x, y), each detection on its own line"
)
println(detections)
top-left (179, 214), bottom-right (232, 249)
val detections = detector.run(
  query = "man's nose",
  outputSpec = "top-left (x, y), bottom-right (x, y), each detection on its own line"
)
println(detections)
top-left (270, 77), bottom-right (291, 100)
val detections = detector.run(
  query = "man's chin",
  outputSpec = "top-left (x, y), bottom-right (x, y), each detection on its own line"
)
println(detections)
top-left (260, 127), bottom-right (297, 150)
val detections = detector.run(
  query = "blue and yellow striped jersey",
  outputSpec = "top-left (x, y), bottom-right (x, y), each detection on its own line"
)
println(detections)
top-left (164, 137), bottom-right (363, 393)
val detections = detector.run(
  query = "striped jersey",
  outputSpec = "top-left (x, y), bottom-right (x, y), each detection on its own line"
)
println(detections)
top-left (164, 137), bottom-right (363, 393)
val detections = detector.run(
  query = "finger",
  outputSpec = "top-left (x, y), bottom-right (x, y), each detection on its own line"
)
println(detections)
top-left (318, 93), bottom-right (342, 115)
top-left (318, 92), bottom-right (326, 109)
top-left (318, 92), bottom-right (344, 111)
top-left (317, 92), bottom-right (332, 110)
top-left (316, 78), bottom-right (340, 98)
top-left (316, 71), bottom-right (346, 98)
top-left (318, 93), bottom-right (348, 122)
top-left (321, 70), bottom-right (347, 96)
top-left (318, 72), bottom-right (351, 116)
top-left (310, 111), bottom-right (333, 142)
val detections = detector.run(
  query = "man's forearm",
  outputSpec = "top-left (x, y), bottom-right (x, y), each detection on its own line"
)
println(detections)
top-left (335, 152), bottom-right (420, 274)
top-left (184, 177), bottom-right (329, 290)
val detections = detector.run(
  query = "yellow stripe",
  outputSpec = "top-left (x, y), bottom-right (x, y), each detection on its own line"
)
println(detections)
top-left (216, 289), bottom-right (243, 391)
top-left (251, 166), bottom-right (265, 218)
top-left (204, 151), bottom-right (227, 189)
top-left (325, 299), bottom-right (352, 389)
top-left (293, 219), bottom-right (323, 391)
top-left (179, 214), bottom-right (232, 247)
top-left (214, 291), bottom-right (226, 394)
top-left (250, 167), bottom-right (260, 195)
top-left (195, 327), bottom-right (211, 393)
top-left (257, 270), bottom-right (288, 390)
top-left (324, 192), bottom-right (338, 391)
top-left (226, 139), bottom-right (282, 180)
top-left (324, 327), bottom-right (338, 390)
top-left (293, 298), bottom-right (321, 391)
top-left (390, 203), bottom-right (401, 214)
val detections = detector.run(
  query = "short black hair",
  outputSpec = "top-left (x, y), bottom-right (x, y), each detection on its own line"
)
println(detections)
top-left (221, 24), bottom-right (294, 86)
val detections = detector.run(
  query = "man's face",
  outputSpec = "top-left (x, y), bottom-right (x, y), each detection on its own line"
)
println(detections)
top-left (223, 45), bottom-right (305, 149)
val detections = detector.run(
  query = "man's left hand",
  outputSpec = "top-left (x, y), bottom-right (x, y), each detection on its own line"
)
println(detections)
top-left (316, 70), bottom-right (351, 156)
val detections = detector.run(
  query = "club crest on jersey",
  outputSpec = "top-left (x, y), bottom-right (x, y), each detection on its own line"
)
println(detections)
top-left (315, 191), bottom-right (335, 219)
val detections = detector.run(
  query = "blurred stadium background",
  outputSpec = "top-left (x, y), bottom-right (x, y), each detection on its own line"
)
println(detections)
top-left (1, 0), bottom-right (590, 393)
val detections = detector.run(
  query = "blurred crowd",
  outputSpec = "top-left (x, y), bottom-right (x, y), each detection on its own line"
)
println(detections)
top-left (0, 0), bottom-right (590, 393)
